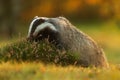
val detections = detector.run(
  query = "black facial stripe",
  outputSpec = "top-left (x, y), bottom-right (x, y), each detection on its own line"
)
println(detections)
top-left (30, 19), bottom-right (45, 36)
top-left (35, 26), bottom-right (60, 45)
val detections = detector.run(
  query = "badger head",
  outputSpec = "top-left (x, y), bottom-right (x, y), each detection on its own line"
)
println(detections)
top-left (27, 16), bottom-right (60, 44)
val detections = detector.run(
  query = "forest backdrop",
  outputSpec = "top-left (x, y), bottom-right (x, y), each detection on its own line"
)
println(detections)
top-left (0, 0), bottom-right (120, 39)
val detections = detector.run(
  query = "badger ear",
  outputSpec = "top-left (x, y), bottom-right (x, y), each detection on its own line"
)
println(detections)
top-left (34, 16), bottom-right (39, 19)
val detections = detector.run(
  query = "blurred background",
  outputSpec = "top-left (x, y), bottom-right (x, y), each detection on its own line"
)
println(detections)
top-left (0, 0), bottom-right (120, 64)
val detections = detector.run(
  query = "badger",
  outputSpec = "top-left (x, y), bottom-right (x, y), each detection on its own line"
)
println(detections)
top-left (27, 16), bottom-right (109, 68)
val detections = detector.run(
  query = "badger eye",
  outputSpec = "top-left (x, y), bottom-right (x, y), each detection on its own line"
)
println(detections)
top-left (39, 34), bottom-right (42, 37)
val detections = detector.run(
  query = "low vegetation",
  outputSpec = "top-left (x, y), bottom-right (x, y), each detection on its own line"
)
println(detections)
top-left (0, 38), bottom-right (79, 66)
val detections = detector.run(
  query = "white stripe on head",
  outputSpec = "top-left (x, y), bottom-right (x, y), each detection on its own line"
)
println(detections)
top-left (27, 16), bottom-right (49, 37)
top-left (33, 22), bottom-right (57, 37)
top-left (28, 16), bottom-right (40, 37)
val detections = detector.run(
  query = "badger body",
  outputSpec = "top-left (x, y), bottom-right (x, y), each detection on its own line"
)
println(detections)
top-left (27, 16), bottom-right (109, 68)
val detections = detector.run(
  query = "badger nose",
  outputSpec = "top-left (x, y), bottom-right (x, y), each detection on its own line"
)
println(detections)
top-left (26, 37), bottom-right (31, 41)
top-left (26, 36), bottom-right (34, 42)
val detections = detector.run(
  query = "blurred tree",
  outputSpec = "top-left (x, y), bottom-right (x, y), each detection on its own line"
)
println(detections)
top-left (2, 0), bottom-right (14, 38)
top-left (21, 0), bottom-right (120, 22)
top-left (0, 0), bottom-right (21, 38)
top-left (0, 0), bottom-right (120, 40)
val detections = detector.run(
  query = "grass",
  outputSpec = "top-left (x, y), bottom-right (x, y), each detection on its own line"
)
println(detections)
top-left (0, 38), bottom-right (80, 66)
top-left (0, 62), bottom-right (120, 80)
top-left (0, 22), bottom-right (120, 80)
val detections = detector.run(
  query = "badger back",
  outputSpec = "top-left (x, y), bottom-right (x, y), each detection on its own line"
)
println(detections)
top-left (48, 17), bottom-right (109, 68)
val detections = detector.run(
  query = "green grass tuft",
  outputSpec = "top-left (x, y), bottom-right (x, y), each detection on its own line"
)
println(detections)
top-left (0, 38), bottom-right (79, 66)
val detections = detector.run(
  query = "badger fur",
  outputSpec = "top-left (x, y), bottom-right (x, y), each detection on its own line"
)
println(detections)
top-left (27, 16), bottom-right (109, 68)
